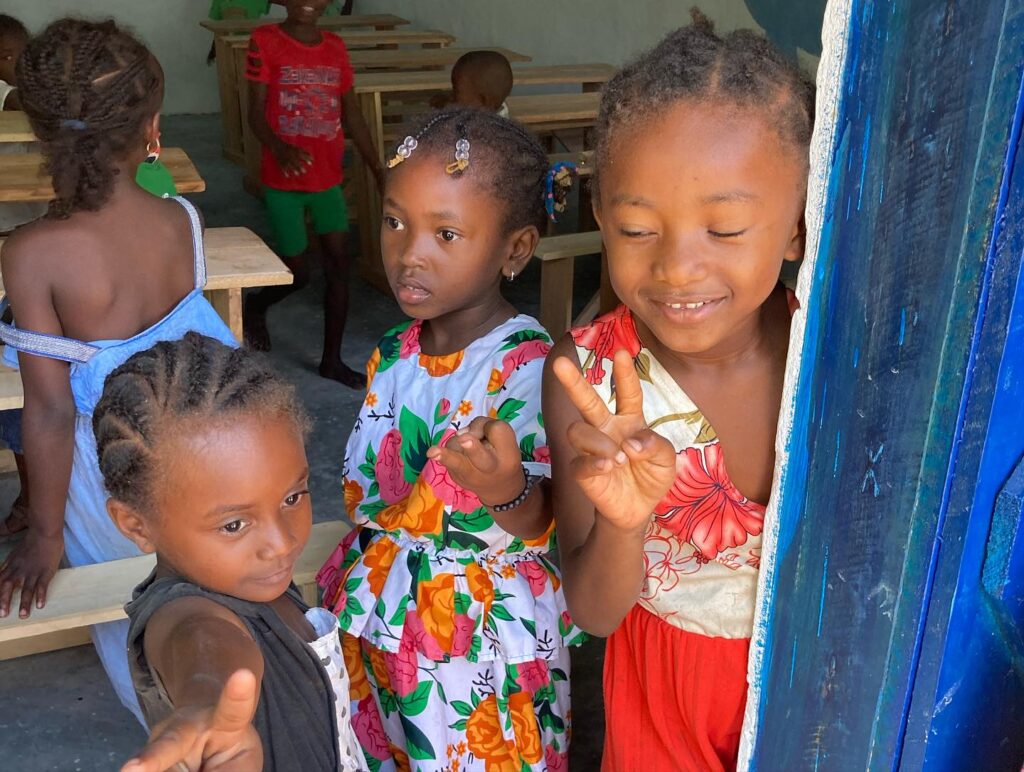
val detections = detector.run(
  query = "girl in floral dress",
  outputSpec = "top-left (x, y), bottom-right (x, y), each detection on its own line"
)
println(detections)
top-left (543, 13), bottom-right (814, 772)
top-left (318, 107), bottom-right (584, 772)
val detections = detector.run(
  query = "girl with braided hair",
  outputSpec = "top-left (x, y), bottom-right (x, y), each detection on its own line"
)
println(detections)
top-left (544, 10), bottom-right (814, 770)
top-left (0, 18), bottom-right (237, 724)
top-left (91, 334), bottom-right (365, 772)
top-left (316, 106), bottom-right (583, 771)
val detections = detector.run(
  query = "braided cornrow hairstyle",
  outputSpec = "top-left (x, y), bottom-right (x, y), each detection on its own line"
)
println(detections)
top-left (93, 333), bottom-right (309, 513)
top-left (594, 8), bottom-right (815, 193)
top-left (15, 18), bottom-right (164, 218)
top-left (388, 106), bottom-right (570, 233)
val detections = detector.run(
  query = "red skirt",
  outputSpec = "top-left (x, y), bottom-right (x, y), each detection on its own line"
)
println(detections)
top-left (602, 605), bottom-right (750, 772)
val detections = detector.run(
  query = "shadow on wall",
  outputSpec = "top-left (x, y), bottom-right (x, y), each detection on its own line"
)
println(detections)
top-left (743, 0), bottom-right (827, 58)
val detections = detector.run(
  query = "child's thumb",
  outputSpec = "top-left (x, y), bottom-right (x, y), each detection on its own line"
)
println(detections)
top-left (211, 669), bottom-right (259, 732)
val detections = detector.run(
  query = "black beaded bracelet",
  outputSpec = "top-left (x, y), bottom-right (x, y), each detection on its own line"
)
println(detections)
top-left (489, 466), bottom-right (541, 512)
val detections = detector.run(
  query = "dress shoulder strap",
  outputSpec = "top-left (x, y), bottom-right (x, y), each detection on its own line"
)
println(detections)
top-left (171, 196), bottom-right (207, 290)
top-left (0, 298), bottom-right (99, 364)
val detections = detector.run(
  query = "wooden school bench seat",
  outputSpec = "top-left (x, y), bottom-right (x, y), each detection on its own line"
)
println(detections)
top-left (0, 147), bottom-right (205, 203)
top-left (200, 13), bottom-right (410, 35)
top-left (0, 112), bottom-right (33, 144)
top-left (0, 519), bottom-right (350, 660)
top-left (0, 227), bottom-right (293, 347)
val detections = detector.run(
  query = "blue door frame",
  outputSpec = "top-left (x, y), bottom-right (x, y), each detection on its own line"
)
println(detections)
top-left (744, 2), bottom-right (1024, 769)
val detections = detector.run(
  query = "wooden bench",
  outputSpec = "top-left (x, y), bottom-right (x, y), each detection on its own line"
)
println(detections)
top-left (216, 28), bottom-right (457, 164)
top-left (0, 519), bottom-right (349, 660)
top-left (0, 147), bottom-right (204, 203)
top-left (0, 112), bottom-right (32, 144)
top-left (0, 227), bottom-right (293, 346)
top-left (535, 230), bottom-right (604, 338)
top-left (200, 14), bottom-right (410, 35)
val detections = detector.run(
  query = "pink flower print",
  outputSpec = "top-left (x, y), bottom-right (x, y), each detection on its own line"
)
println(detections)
top-left (397, 322), bottom-right (421, 359)
top-left (516, 560), bottom-right (549, 597)
top-left (498, 339), bottom-right (551, 385)
top-left (533, 445), bottom-right (551, 465)
top-left (422, 433), bottom-right (483, 512)
top-left (545, 745), bottom-right (569, 772)
top-left (352, 695), bottom-right (390, 760)
top-left (375, 429), bottom-right (412, 505)
top-left (404, 608), bottom-right (446, 661)
top-left (514, 659), bottom-right (550, 694)
top-left (640, 530), bottom-right (704, 602)
top-left (387, 638), bottom-right (420, 698)
top-left (653, 444), bottom-right (765, 558)
top-left (450, 613), bottom-right (475, 657)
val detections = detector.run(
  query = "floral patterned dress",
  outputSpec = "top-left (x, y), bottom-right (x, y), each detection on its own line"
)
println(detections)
top-left (319, 315), bottom-right (584, 772)
top-left (571, 305), bottom-right (766, 771)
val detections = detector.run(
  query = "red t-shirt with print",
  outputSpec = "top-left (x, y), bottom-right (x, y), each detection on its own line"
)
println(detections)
top-left (246, 24), bottom-right (354, 192)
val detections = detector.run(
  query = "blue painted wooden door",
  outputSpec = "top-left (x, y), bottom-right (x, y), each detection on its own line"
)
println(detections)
top-left (744, 1), bottom-right (1024, 769)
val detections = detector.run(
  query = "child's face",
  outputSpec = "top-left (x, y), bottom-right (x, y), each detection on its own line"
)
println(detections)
top-left (381, 154), bottom-right (523, 324)
top-left (285, 0), bottom-right (329, 25)
top-left (0, 32), bottom-right (26, 84)
top-left (130, 414), bottom-right (313, 603)
top-left (596, 100), bottom-right (806, 360)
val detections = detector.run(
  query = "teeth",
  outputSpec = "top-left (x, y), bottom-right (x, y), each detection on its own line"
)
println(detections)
top-left (667, 301), bottom-right (706, 310)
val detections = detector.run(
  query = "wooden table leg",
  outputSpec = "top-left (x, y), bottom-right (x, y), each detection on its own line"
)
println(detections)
top-left (216, 35), bottom-right (245, 164)
top-left (539, 256), bottom-right (574, 339)
top-left (206, 288), bottom-right (244, 342)
top-left (235, 46), bottom-right (262, 189)
top-left (355, 90), bottom-right (390, 293)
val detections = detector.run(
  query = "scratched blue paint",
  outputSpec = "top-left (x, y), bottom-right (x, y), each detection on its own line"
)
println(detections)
top-left (834, 431), bottom-right (842, 474)
top-left (857, 114), bottom-right (872, 210)
top-left (817, 545), bottom-right (830, 637)
top-left (853, 347), bottom-right (860, 368)
top-left (790, 639), bottom-right (798, 688)
top-left (899, 308), bottom-right (907, 345)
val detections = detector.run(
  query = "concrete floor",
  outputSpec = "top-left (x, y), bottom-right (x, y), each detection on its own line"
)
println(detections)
top-left (0, 114), bottom-right (606, 770)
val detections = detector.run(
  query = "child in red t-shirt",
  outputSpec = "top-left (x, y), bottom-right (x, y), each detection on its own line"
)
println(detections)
top-left (245, 0), bottom-right (383, 387)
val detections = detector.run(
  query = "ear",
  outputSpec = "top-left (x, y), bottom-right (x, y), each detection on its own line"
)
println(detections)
top-left (107, 499), bottom-right (158, 554)
top-left (502, 224), bottom-right (540, 279)
top-left (143, 112), bottom-right (161, 145)
top-left (784, 210), bottom-right (806, 263)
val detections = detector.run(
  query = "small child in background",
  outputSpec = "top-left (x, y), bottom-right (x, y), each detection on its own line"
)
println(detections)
top-left (244, 0), bottom-right (385, 388)
top-left (0, 18), bottom-right (237, 724)
top-left (0, 13), bottom-right (27, 111)
top-left (317, 107), bottom-right (584, 771)
top-left (431, 50), bottom-right (514, 117)
top-left (91, 334), bottom-right (365, 772)
top-left (544, 12), bottom-right (813, 771)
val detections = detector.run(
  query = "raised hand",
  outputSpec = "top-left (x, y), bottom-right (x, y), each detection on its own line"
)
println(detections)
top-left (121, 669), bottom-right (263, 772)
top-left (426, 416), bottom-right (526, 507)
top-left (552, 349), bottom-right (677, 531)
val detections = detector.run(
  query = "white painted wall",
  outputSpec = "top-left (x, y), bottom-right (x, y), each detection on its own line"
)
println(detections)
top-left (5, 1), bottom-right (778, 115)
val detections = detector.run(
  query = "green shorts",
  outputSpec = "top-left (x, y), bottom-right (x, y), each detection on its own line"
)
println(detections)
top-left (263, 185), bottom-right (349, 257)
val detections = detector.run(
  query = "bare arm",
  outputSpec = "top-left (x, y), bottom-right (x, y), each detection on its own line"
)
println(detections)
top-left (341, 90), bottom-right (385, 191)
top-left (0, 231), bottom-right (75, 618)
top-left (542, 337), bottom-right (676, 636)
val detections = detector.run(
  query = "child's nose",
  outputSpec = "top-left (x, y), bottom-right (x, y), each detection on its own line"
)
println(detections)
top-left (259, 518), bottom-right (300, 560)
top-left (656, 235), bottom-right (710, 284)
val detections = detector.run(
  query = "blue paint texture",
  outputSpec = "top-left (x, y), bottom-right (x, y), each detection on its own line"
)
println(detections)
top-left (748, 0), bottom-right (1024, 769)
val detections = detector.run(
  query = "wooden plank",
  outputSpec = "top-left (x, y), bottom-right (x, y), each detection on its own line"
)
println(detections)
top-left (201, 14), bottom-right (409, 34)
top-left (205, 288), bottom-right (243, 341)
top-left (230, 39), bottom-right (529, 71)
top-left (0, 364), bottom-right (22, 411)
top-left (534, 231), bottom-right (602, 262)
top-left (539, 255), bottom-right (576, 340)
top-left (0, 148), bottom-right (204, 203)
top-left (0, 627), bottom-right (91, 661)
top-left (221, 29), bottom-right (456, 49)
top-left (0, 112), bottom-right (33, 143)
top-left (0, 520), bottom-right (349, 648)
top-left (354, 63), bottom-right (616, 95)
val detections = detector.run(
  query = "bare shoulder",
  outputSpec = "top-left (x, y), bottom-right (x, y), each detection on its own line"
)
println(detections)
top-left (146, 594), bottom-right (252, 643)
top-left (542, 332), bottom-right (580, 380)
top-left (1, 216), bottom-right (82, 287)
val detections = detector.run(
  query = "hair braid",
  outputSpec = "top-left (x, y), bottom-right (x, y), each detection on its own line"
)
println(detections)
top-left (15, 18), bottom-right (164, 218)
top-left (93, 334), bottom-right (308, 513)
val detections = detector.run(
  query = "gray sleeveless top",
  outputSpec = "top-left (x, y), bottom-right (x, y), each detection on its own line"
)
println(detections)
top-left (125, 572), bottom-right (341, 771)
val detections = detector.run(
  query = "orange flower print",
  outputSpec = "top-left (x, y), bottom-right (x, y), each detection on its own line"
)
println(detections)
top-left (465, 562), bottom-right (494, 613)
top-left (376, 476), bottom-right (445, 536)
top-left (343, 479), bottom-right (364, 517)
top-left (368, 645), bottom-right (392, 691)
top-left (389, 744), bottom-right (411, 772)
top-left (416, 573), bottom-right (456, 652)
top-left (341, 633), bottom-right (370, 700)
top-left (366, 347), bottom-right (381, 387)
top-left (363, 535), bottom-right (401, 596)
top-left (486, 367), bottom-right (504, 394)
top-left (509, 691), bottom-right (543, 764)
top-left (458, 400), bottom-right (473, 416)
top-left (419, 349), bottom-right (465, 377)
top-left (500, 563), bottom-right (518, 580)
top-left (466, 694), bottom-right (518, 772)
top-left (365, 391), bottom-right (378, 408)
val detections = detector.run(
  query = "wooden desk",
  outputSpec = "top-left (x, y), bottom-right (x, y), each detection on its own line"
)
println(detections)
top-left (0, 227), bottom-right (291, 349)
top-left (0, 112), bottom-right (33, 143)
top-left (0, 147), bottom-right (204, 203)
top-left (353, 63), bottom-right (615, 96)
top-left (215, 28), bottom-right (457, 162)
top-left (200, 13), bottom-right (409, 34)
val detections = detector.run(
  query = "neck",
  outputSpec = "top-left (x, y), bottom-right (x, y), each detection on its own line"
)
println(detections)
top-left (280, 19), bottom-right (320, 41)
top-left (420, 294), bottom-right (514, 355)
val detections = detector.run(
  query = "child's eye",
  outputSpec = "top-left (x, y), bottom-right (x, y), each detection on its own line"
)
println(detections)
top-left (383, 215), bottom-right (404, 231)
top-left (708, 228), bottom-right (747, 238)
top-left (284, 490), bottom-right (310, 508)
top-left (619, 228), bottom-right (654, 239)
top-left (221, 519), bottom-right (247, 535)
top-left (438, 229), bottom-right (460, 243)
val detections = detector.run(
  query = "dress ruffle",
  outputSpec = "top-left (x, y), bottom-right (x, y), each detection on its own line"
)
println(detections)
top-left (317, 526), bottom-right (586, 665)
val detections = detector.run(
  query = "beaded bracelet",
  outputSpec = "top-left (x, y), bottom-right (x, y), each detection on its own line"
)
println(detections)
top-left (489, 466), bottom-right (541, 512)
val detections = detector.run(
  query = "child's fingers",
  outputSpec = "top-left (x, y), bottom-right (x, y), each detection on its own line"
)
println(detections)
top-left (210, 669), bottom-right (260, 734)
top-left (570, 453), bottom-right (618, 480)
top-left (121, 720), bottom-right (201, 772)
top-left (621, 429), bottom-right (677, 468)
top-left (610, 349), bottom-right (645, 417)
top-left (566, 421), bottom-right (626, 465)
top-left (453, 433), bottom-right (500, 474)
top-left (458, 416), bottom-right (492, 440)
top-left (552, 356), bottom-right (612, 428)
top-left (478, 419), bottom-right (517, 453)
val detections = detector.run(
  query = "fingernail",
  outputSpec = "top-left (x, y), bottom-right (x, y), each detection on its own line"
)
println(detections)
top-left (596, 458), bottom-right (611, 471)
top-left (626, 438), bottom-right (643, 453)
top-left (614, 451), bottom-right (627, 465)
top-left (460, 438), bottom-right (472, 447)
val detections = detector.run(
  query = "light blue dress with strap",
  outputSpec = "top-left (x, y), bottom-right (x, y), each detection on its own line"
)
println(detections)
top-left (0, 197), bottom-right (237, 724)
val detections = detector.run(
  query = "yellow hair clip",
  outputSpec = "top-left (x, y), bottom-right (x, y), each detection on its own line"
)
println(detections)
top-left (388, 136), bottom-right (417, 168)
top-left (446, 138), bottom-right (470, 175)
